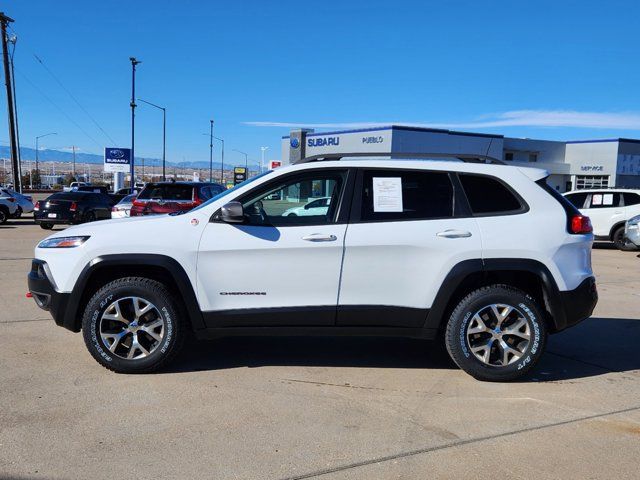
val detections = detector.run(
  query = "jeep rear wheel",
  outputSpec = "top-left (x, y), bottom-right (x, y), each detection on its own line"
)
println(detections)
top-left (81, 277), bottom-right (185, 373)
top-left (445, 285), bottom-right (547, 382)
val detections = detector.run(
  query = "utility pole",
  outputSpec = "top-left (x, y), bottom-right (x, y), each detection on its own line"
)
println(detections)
top-left (1, 12), bottom-right (19, 191)
top-left (138, 98), bottom-right (166, 181)
top-left (209, 120), bottom-right (214, 182)
top-left (7, 33), bottom-right (21, 191)
top-left (260, 146), bottom-right (269, 173)
top-left (72, 145), bottom-right (76, 177)
top-left (129, 57), bottom-right (140, 193)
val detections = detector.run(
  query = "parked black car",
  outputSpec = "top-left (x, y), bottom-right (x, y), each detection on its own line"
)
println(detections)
top-left (34, 192), bottom-right (115, 230)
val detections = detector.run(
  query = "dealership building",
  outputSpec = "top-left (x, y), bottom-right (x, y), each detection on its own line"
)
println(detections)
top-left (280, 126), bottom-right (640, 192)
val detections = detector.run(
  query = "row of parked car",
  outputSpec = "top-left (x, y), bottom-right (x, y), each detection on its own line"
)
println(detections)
top-left (31, 181), bottom-right (226, 229)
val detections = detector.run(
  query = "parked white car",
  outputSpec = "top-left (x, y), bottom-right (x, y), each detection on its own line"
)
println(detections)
top-left (0, 196), bottom-right (18, 224)
top-left (282, 196), bottom-right (331, 217)
top-left (63, 182), bottom-right (88, 192)
top-left (563, 189), bottom-right (640, 250)
top-left (0, 187), bottom-right (35, 217)
top-left (28, 159), bottom-right (598, 381)
top-left (111, 194), bottom-right (137, 219)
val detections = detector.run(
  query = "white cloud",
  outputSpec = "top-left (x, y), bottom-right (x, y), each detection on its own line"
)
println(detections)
top-left (244, 110), bottom-right (640, 131)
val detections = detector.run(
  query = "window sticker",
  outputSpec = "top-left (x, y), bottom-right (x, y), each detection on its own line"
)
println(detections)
top-left (373, 177), bottom-right (403, 212)
top-left (591, 194), bottom-right (603, 206)
top-left (602, 194), bottom-right (614, 205)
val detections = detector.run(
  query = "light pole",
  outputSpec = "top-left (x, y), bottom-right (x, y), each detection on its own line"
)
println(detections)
top-left (233, 149), bottom-right (248, 172)
top-left (260, 146), bottom-right (269, 173)
top-left (137, 98), bottom-right (166, 180)
top-left (7, 33), bottom-right (22, 192)
top-left (129, 57), bottom-right (141, 193)
top-left (208, 120), bottom-right (214, 182)
top-left (214, 136), bottom-right (225, 184)
top-left (35, 132), bottom-right (56, 188)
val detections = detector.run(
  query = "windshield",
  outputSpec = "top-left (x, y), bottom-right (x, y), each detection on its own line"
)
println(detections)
top-left (191, 170), bottom-right (273, 212)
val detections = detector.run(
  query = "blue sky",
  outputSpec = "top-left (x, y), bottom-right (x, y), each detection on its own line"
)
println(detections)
top-left (2, 0), bottom-right (640, 165)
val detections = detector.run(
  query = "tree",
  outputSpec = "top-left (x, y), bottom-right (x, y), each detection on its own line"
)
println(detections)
top-left (63, 173), bottom-right (76, 186)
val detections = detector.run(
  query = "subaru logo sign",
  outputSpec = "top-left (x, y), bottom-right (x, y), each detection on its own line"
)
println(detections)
top-left (111, 149), bottom-right (125, 159)
top-left (290, 138), bottom-right (300, 149)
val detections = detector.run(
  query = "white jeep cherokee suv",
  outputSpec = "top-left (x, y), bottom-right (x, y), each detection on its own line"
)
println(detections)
top-left (28, 160), bottom-right (598, 381)
top-left (564, 188), bottom-right (640, 250)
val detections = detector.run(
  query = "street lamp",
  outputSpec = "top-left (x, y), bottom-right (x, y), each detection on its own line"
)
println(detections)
top-left (208, 120), bottom-right (214, 182)
top-left (34, 132), bottom-right (56, 188)
top-left (260, 146), bottom-right (269, 173)
top-left (129, 56), bottom-right (141, 193)
top-left (233, 149), bottom-right (248, 172)
top-left (214, 136), bottom-right (225, 184)
top-left (137, 98), bottom-right (166, 181)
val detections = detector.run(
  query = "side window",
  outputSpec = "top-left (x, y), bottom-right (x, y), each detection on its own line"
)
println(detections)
top-left (565, 192), bottom-right (589, 209)
top-left (587, 192), bottom-right (620, 209)
top-left (241, 171), bottom-right (346, 226)
top-left (623, 192), bottom-right (640, 206)
top-left (459, 174), bottom-right (523, 215)
top-left (360, 170), bottom-right (454, 222)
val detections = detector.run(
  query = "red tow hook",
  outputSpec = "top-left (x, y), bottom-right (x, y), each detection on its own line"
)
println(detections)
top-left (26, 292), bottom-right (33, 298)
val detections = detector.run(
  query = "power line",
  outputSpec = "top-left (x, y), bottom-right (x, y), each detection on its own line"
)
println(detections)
top-left (14, 67), bottom-right (103, 147)
top-left (33, 53), bottom-right (117, 145)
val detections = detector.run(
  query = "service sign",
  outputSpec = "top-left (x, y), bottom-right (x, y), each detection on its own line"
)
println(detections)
top-left (269, 160), bottom-right (282, 170)
top-left (104, 148), bottom-right (131, 173)
top-left (234, 167), bottom-right (247, 185)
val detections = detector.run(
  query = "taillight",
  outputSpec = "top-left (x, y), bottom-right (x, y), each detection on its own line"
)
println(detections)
top-left (132, 200), bottom-right (145, 207)
top-left (69, 202), bottom-right (78, 212)
top-left (111, 206), bottom-right (117, 212)
top-left (34, 201), bottom-right (40, 211)
top-left (570, 215), bottom-right (592, 234)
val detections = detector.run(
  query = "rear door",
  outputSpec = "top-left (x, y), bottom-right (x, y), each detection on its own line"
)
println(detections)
top-left (338, 168), bottom-right (481, 327)
top-left (582, 191), bottom-right (623, 237)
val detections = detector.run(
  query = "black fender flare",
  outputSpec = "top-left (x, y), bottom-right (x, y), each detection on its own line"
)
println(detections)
top-left (424, 258), bottom-right (567, 332)
top-left (62, 254), bottom-right (205, 332)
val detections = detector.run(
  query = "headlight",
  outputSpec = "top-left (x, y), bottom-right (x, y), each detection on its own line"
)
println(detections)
top-left (628, 215), bottom-right (640, 226)
top-left (38, 236), bottom-right (90, 248)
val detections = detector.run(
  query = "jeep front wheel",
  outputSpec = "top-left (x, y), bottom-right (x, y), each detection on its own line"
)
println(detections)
top-left (81, 277), bottom-right (185, 373)
top-left (445, 285), bottom-right (547, 382)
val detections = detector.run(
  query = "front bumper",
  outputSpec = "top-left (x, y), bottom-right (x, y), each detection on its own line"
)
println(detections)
top-left (558, 276), bottom-right (598, 331)
top-left (27, 259), bottom-right (74, 331)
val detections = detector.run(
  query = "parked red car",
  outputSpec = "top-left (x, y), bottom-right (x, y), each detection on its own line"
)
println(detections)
top-left (130, 182), bottom-right (225, 216)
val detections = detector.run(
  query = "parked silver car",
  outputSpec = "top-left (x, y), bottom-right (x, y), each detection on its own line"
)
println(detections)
top-left (624, 215), bottom-right (640, 247)
top-left (0, 187), bottom-right (34, 218)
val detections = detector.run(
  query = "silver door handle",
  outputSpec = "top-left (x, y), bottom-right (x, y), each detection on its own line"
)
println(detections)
top-left (436, 229), bottom-right (472, 238)
top-left (302, 233), bottom-right (337, 242)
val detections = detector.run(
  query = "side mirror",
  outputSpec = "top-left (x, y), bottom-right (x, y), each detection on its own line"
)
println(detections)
top-left (220, 201), bottom-right (244, 223)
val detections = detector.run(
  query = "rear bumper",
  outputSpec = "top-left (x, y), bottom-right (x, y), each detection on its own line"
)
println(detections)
top-left (34, 212), bottom-right (79, 224)
top-left (27, 259), bottom-right (74, 331)
top-left (558, 276), bottom-right (598, 331)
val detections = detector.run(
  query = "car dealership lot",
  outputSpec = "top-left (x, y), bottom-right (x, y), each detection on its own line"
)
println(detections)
top-left (1, 219), bottom-right (639, 479)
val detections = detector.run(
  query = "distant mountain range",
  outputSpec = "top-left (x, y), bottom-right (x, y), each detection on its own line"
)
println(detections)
top-left (0, 146), bottom-right (261, 170)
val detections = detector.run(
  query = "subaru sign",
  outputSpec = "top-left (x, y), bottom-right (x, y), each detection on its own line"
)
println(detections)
top-left (104, 148), bottom-right (131, 173)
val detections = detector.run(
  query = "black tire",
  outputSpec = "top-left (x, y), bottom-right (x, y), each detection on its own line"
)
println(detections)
top-left (287, 213), bottom-right (297, 217)
top-left (445, 285), bottom-right (547, 382)
top-left (84, 211), bottom-right (96, 223)
top-left (613, 225), bottom-right (637, 251)
top-left (0, 207), bottom-right (7, 224)
top-left (81, 277), bottom-right (185, 374)
top-left (12, 206), bottom-right (22, 218)
top-left (39, 223), bottom-right (54, 230)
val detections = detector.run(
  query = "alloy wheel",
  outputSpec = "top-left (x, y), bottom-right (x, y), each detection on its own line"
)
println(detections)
top-left (99, 296), bottom-right (165, 360)
top-left (466, 303), bottom-right (531, 367)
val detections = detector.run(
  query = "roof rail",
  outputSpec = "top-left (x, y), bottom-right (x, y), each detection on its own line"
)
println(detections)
top-left (295, 151), bottom-right (505, 165)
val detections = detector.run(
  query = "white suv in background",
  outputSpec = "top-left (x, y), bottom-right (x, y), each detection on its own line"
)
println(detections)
top-left (564, 189), bottom-right (640, 250)
top-left (0, 195), bottom-right (18, 224)
top-left (28, 159), bottom-right (598, 381)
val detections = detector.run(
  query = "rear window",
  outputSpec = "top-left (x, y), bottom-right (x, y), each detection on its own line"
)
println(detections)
top-left (623, 192), bottom-right (640, 206)
top-left (138, 184), bottom-right (194, 201)
top-left (564, 192), bottom-right (589, 209)
top-left (361, 170), bottom-right (454, 221)
top-left (48, 192), bottom-right (89, 201)
top-left (459, 174), bottom-right (524, 214)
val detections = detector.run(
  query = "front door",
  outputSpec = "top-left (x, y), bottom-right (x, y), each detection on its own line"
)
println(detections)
top-left (197, 169), bottom-right (352, 327)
